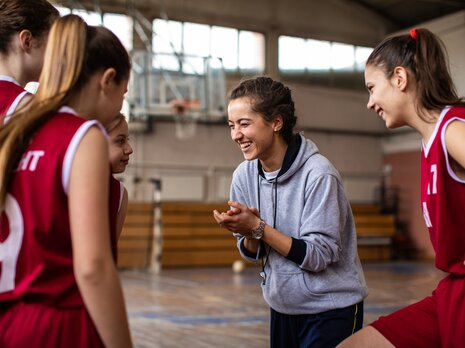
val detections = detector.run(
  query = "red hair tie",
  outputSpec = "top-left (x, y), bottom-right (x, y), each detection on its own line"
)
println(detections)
top-left (410, 28), bottom-right (417, 40)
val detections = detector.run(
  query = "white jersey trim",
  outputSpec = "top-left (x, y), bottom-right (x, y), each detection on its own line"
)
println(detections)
top-left (61, 106), bottom-right (106, 194)
top-left (3, 91), bottom-right (29, 123)
top-left (422, 106), bottom-right (450, 157)
top-left (62, 120), bottom-right (100, 194)
top-left (0, 75), bottom-right (21, 85)
top-left (441, 117), bottom-right (465, 184)
top-left (59, 106), bottom-right (77, 115)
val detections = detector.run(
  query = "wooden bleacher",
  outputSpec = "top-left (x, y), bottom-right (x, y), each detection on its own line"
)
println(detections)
top-left (351, 203), bottom-right (396, 261)
top-left (160, 202), bottom-right (238, 267)
top-left (117, 202), bottom-right (154, 268)
top-left (117, 201), bottom-right (397, 269)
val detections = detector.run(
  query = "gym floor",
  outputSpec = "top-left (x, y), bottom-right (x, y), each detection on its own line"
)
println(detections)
top-left (121, 261), bottom-right (444, 348)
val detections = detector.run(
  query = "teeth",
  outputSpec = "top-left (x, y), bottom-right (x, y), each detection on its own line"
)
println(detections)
top-left (240, 142), bottom-right (251, 149)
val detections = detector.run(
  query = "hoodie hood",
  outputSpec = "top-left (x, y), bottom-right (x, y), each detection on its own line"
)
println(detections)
top-left (258, 132), bottom-right (319, 182)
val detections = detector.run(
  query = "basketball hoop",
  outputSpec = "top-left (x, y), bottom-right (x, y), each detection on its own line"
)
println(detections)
top-left (170, 99), bottom-right (201, 140)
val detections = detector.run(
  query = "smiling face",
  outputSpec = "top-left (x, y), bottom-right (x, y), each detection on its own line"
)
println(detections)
top-left (108, 118), bottom-right (133, 174)
top-left (365, 64), bottom-right (409, 129)
top-left (228, 96), bottom-right (284, 167)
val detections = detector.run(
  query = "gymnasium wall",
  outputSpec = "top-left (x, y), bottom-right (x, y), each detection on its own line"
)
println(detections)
top-left (118, 0), bottom-right (394, 203)
top-left (383, 151), bottom-right (433, 259)
top-left (113, 0), bottom-right (394, 47)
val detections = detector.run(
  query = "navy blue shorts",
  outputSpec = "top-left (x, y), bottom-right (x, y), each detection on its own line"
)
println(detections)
top-left (270, 301), bottom-right (363, 348)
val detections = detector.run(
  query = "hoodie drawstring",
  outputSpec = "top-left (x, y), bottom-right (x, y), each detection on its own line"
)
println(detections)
top-left (258, 175), bottom-right (278, 285)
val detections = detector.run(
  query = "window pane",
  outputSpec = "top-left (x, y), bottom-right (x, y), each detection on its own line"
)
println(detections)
top-left (153, 19), bottom-right (182, 54)
top-left (182, 23), bottom-right (210, 74)
top-left (306, 39), bottom-right (331, 71)
top-left (279, 36), bottom-right (306, 71)
top-left (152, 19), bottom-right (264, 73)
top-left (355, 46), bottom-right (373, 71)
top-left (331, 42), bottom-right (355, 70)
top-left (183, 22), bottom-right (210, 57)
top-left (54, 5), bottom-right (71, 16)
top-left (211, 26), bottom-right (238, 70)
top-left (182, 56), bottom-right (204, 74)
top-left (103, 13), bottom-right (133, 51)
top-left (72, 9), bottom-right (102, 26)
top-left (153, 53), bottom-right (180, 71)
top-left (239, 31), bottom-right (265, 71)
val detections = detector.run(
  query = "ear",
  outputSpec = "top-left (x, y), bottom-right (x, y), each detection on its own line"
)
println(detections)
top-left (18, 30), bottom-right (33, 53)
top-left (99, 68), bottom-right (117, 92)
top-left (392, 66), bottom-right (409, 92)
top-left (273, 115), bottom-right (284, 132)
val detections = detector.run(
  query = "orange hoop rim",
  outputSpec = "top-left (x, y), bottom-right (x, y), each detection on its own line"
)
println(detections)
top-left (170, 99), bottom-right (201, 114)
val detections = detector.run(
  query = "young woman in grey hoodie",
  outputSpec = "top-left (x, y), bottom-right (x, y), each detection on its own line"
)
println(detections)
top-left (213, 76), bottom-right (367, 347)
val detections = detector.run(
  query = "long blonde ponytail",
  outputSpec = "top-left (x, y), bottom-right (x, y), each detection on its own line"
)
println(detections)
top-left (0, 15), bottom-right (88, 209)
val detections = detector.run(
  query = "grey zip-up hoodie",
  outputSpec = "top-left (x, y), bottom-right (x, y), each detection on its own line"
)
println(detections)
top-left (232, 132), bottom-right (368, 315)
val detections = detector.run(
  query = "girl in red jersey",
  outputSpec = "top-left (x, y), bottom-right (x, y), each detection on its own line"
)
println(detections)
top-left (106, 113), bottom-right (133, 260)
top-left (0, 0), bottom-right (58, 123)
top-left (338, 29), bottom-right (465, 348)
top-left (0, 14), bottom-right (132, 348)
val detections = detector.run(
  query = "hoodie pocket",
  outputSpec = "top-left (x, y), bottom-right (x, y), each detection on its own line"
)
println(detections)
top-left (264, 271), bottom-right (335, 313)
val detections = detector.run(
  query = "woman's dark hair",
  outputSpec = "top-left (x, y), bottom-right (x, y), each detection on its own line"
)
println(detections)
top-left (0, 0), bottom-right (59, 54)
top-left (366, 28), bottom-right (465, 121)
top-left (229, 76), bottom-right (297, 144)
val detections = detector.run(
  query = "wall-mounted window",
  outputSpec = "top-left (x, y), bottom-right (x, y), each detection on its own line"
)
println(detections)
top-left (53, 6), bottom-right (133, 51)
top-left (279, 35), bottom-right (372, 73)
top-left (153, 18), bottom-right (265, 74)
top-left (102, 13), bottom-right (133, 51)
top-left (355, 46), bottom-right (373, 71)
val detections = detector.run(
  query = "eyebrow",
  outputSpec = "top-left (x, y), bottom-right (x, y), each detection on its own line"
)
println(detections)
top-left (229, 117), bottom-right (251, 123)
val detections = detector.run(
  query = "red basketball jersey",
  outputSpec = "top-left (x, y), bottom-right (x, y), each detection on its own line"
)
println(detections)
top-left (0, 76), bottom-right (29, 124)
top-left (0, 107), bottom-right (108, 307)
top-left (109, 175), bottom-right (124, 261)
top-left (421, 106), bottom-right (465, 274)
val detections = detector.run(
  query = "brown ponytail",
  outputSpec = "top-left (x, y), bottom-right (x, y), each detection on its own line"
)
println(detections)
top-left (366, 28), bottom-right (465, 122)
